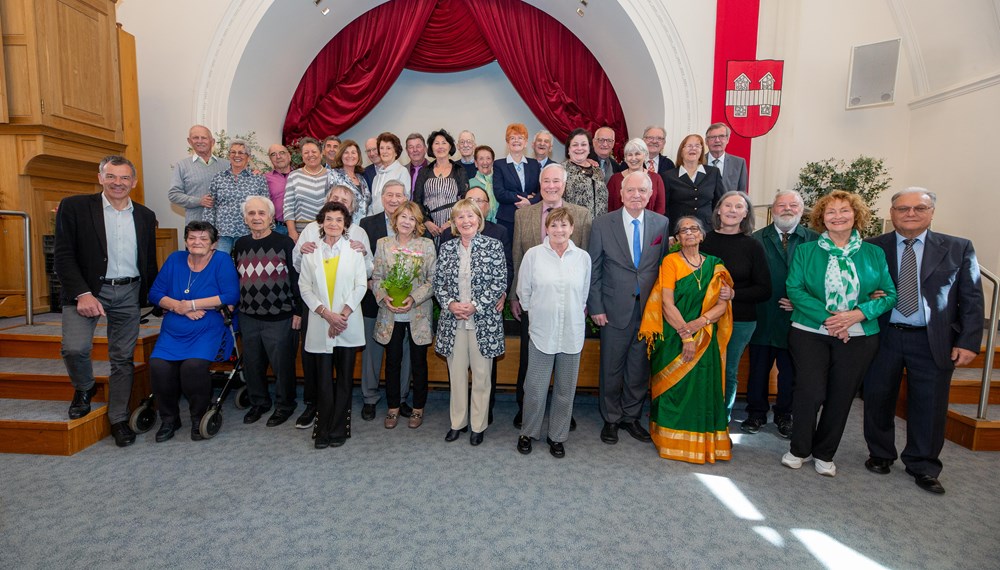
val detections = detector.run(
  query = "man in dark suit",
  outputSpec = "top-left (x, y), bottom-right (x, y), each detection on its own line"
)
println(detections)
top-left (705, 123), bottom-right (748, 193)
top-left (457, 130), bottom-right (479, 179)
top-left (863, 188), bottom-right (984, 494)
top-left (532, 130), bottom-right (557, 169)
top-left (641, 125), bottom-right (677, 184)
top-left (54, 155), bottom-right (158, 447)
top-left (362, 137), bottom-right (380, 190)
top-left (440, 187), bottom-right (514, 424)
top-left (588, 171), bottom-right (669, 444)
top-left (592, 126), bottom-right (624, 185)
top-left (509, 163), bottom-right (592, 428)
top-left (358, 180), bottom-right (411, 421)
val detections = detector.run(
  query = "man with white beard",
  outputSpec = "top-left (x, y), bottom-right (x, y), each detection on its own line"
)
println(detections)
top-left (742, 190), bottom-right (819, 437)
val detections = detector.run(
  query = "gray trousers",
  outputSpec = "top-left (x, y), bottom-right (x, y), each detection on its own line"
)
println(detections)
top-left (61, 281), bottom-right (140, 424)
top-left (598, 299), bottom-right (649, 424)
top-left (240, 314), bottom-right (298, 411)
top-left (520, 340), bottom-right (580, 443)
top-left (361, 316), bottom-right (410, 405)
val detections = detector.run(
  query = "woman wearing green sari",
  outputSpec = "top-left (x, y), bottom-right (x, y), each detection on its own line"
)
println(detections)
top-left (639, 216), bottom-right (733, 464)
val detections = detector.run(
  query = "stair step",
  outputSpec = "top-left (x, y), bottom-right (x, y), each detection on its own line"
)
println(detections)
top-left (0, 357), bottom-right (149, 402)
top-left (0, 322), bottom-right (160, 362)
top-left (0, 398), bottom-right (110, 455)
top-left (945, 404), bottom-right (1000, 451)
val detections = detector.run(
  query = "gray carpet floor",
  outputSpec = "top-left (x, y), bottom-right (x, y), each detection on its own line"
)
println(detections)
top-left (1, 390), bottom-right (998, 569)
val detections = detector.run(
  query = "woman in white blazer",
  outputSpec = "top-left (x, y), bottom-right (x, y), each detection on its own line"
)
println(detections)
top-left (298, 201), bottom-right (367, 449)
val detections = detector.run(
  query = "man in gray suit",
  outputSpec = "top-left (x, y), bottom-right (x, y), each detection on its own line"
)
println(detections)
top-left (706, 123), bottom-right (748, 193)
top-left (588, 171), bottom-right (669, 444)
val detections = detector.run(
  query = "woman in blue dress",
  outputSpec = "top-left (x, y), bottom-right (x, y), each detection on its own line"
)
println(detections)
top-left (148, 221), bottom-right (240, 442)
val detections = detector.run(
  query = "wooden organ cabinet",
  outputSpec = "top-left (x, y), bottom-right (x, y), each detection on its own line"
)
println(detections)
top-left (0, 0), bottom-right (150, 316)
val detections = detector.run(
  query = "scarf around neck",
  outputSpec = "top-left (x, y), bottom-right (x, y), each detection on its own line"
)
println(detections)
top-left (816, 230), bottom-right (862, 312)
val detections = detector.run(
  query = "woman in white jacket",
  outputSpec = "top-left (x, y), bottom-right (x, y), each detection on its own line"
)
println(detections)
top-left (298, 201), bottom-right (367, 449)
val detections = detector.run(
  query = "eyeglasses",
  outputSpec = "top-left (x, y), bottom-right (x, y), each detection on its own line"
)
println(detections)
top-left (268, 151), bottom-right (289, 158)
top-left (683, 144), bottom-right (703, 150)
top-left (891, 205), bottom-right (933, 214)
top-left (595, 137), bottom-right (615, 145)
top-left (706, 135), bottom-right (728, 141)
top-left (677, 227), bottom-right (701, 235)
top-left (644, 136), bottom-right (665, 142)
top-left (467, 198), bottom-right (489, 205)
top-left (229, 150), bottom-right (248, 156)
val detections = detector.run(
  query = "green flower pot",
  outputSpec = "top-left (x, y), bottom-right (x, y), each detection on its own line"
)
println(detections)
top-left (385, 283), bottom-right (412, 307)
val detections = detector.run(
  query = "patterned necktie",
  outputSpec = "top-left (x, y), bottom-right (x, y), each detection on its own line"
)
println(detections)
top-left (781, 232), bottom-right (789, 250)
top-left (646, 160), bottom-right (655, 173)
top-left (712, 158), bottom-right (720, 169)
top-left (897, 238), bottom-right (919, 316)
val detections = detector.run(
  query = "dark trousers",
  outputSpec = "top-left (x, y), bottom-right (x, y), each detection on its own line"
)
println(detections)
top-left (383, 323), bottom-right (428, 409)
top-left (300, 308), bottom-right (319, 406)
top-left (150, 358), bottom-right (211, 427)
top-left (240, 314), bottom-right (298, 412)
top-left (788, 328), bottom-right (879, 461)
top-left (745, 343), bottom-right (796, 422)
top-left (515, 311), bottom-right (531, 411)
top-left (863, 327), bottom-right (953, 477)
top-left (315, 348), bottom-right (356, 440)
top-left (598, 300), bottom-right (649, 424)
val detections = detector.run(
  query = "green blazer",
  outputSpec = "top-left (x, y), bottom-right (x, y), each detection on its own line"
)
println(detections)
top-left (749, 224), bottom-right (819, 348)
top-left (786, 239), bottom-right (897, 336)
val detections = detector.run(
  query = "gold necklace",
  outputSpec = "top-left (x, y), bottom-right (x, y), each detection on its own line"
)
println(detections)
top-left (680, 250), bottom-right (705, 290)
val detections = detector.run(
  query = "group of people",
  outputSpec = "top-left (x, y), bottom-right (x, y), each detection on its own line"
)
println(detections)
top-left (54, 120), bottom-right (983, 494)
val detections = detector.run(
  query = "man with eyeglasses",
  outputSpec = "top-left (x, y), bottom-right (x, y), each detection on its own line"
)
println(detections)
top-left (168, 125), bottom-right (230, 224)
top-left (861, 188), bottom-right (984, 494)
top-left (743, 190), bottom-right (818, 437)
top-left (362, 137), bottom-right (381, 190)
top-left (705, 123), bottom-right (748, 193)
top-left (265, 144), bottom-right (293, 235)
top-left (203, 139), bottom-right (269, 254)
top-left (591, 126), bottom-right (623, 185)
top-left (55, 155), bottom-right (159, 447)
top-left (457, 130), bottom-right (479, 179)
top-left (641, 125), bottom-right (676, 188)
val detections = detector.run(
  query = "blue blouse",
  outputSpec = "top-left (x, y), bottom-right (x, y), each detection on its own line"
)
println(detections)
top-left (149, 250), bottom-right (241, 361)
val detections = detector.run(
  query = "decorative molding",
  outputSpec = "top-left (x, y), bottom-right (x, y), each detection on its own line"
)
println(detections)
top-left (908, 71), bottom-right (1000, 110)
top-left (885, 0), bottom-right (929, 95)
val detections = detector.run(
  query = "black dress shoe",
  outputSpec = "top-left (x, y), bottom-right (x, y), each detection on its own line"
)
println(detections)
top-left (865, 457), bottom-right (892, 475)
top-left (547, 437), bottom-right (565, 458)
top-left (314, 435), bottom-right (331, 449)
top-left (68, 385), bottom-right (98, 420)
top-left (330, 436), bottom-right (347, 447)
top-left (570, 416), bottom-right (577, 432)
top-left (266, 408), bottom-right (293, 427)
top-left (513, 411), bottom-right (523, 429)
top-left (110, 421), bottom-right (136, 447)
top-left (600, 422), bottom-right (619, 444)
top-left (906, 467), bottom-right (945, 494)
top-left (154, 420), bottom-right (181, 443)
top-left (243, 406), bottom-right (268, 424)
top-left (445, 426), bottom-right (468, 442)
top-left (361, 403), bottom-right (376, 421)
top-left (517, 436), bottom-right (532, 455)
top-left (470, 431), bottom-right (484, 446)
top-left (619, 420), bottom-right (652, 442)
top-left (399, 402), bottom-right (413, 418)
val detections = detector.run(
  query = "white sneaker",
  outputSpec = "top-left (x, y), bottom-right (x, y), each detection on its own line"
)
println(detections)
top-left (781, 452), bottom-right (812, 469)
top-left (814, 459), bottom-right (837, 477)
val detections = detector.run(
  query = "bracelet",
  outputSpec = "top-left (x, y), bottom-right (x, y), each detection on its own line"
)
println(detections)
top-left (682, 338), bottom-right (695, 344)
top-left (703, 316), bottom-right (711, 326)
top-left (191, 300), bottom-right (197, 311)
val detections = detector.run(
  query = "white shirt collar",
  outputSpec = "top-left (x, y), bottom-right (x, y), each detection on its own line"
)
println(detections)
top-left (192, 154), bottom-right (218, 165)
top-left (895, 230), bottom-right (928, 245)
top-left (678, 164), bottom-right (707, 176)
top-left (622, 208), bottom-right (644, 226)
top-left (505, 154), bottom-right (527, 166)
top-left (101, 192), bottom-right (133, 212)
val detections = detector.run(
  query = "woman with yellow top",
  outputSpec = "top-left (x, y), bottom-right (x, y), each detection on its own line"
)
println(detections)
top-left (298, 201), bottom-right (367, 449)
top-left (639, 215), bottom-right (733, 464)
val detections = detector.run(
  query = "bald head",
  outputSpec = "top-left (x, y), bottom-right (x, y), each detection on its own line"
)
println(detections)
top-left (267, 144), bottom-right (291, 172)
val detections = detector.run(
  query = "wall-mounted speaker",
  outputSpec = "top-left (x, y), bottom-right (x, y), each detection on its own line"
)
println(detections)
top-left (846, 38), bottom-right (901, 109)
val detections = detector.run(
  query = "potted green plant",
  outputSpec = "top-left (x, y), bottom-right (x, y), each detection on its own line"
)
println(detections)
top-left (381, 248), bottom-right (424, 307)
top-left (794, 156), bottom-right (892, 237)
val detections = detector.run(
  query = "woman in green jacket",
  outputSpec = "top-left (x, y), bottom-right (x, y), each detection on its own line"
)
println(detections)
top-left (781, 190), bottom-right (897, 477)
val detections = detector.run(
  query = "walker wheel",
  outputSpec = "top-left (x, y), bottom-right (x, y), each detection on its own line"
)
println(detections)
top-left (234, 385), bottom-right (250, 410)
top-left (200, 409), bottom-right (223, 439)
top-left (129, 405), bottom-right (157, 434)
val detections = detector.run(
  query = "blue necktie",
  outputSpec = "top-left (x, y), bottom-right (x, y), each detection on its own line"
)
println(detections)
top-left (632, 219), bottom-right (641, 295)
top-left (631, 219), bottom-right (641, 268)
top-left (515, 162), bottom-right (525, 190)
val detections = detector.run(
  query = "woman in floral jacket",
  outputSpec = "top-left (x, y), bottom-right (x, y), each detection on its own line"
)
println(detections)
top-left (372, 201), bottom-right (437, 430)
top-left (434, 199), bottom-right (507, 446)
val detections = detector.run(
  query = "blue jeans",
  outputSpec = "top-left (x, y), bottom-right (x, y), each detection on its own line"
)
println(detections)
top-left (216, 235), bottom-right (235, 254)
top-left (272, 223), bottom-right (288, 236)
top-left (724, 321), bottom-right (757, 418)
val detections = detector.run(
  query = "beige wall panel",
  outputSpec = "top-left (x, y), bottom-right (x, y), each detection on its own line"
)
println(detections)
top-left (0, 0), bottom-right (26, 35)
top-left (3, 44), bottom-right (31, 118)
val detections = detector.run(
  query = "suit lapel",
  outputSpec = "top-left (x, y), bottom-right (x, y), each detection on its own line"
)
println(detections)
top-left (89, 193), bottom-right (109, 259)
top-left (525, 203), bottom-right (541, 243)
top-left (920, 230), bottom-right (946, 282)
top-left (610, 210), bottom-right (633, 268)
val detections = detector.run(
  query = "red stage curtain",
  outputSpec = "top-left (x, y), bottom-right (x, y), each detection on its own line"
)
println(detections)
top-left (282, 0), bottom-right (627, 157)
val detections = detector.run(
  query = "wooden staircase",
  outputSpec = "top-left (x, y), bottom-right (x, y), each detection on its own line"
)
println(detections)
top-left (895, 346), bottom-right (1000, 451)
top-left (0, 314), bottom-right (156, 455)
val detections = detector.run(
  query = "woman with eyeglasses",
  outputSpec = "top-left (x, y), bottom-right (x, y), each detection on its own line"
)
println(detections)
top-left (639, 216), bottom-right (733, 463)
top-left (662, 134), bottom-right (725, 234)
top-left (203, 139), bottom-right (269, 254)
top-left (468, 145), bottom-right (499, 222)
top-left (493, 123), bottom-right (541, 240)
